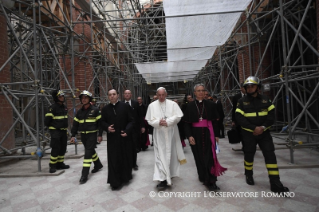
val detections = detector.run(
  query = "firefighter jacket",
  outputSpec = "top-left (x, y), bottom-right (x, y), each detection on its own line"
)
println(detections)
top-left (45, 102), bottom-right (68, 130)
top-left (235, 93), bottom-right (275, 132)
top-left (71, 105), bottom-right (102, 137)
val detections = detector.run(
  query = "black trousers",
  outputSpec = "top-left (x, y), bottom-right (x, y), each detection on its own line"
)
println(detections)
top-left (242, 130), bottom-right (280, 182)
top-left (49, 130), bottom-right (67, 167)
top-left (218, 118), bottom-right (225, 137)
top-left (81, 133), bottom-right (102, 176)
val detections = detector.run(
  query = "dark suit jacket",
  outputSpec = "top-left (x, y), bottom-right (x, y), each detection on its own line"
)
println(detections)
top-left (215, 100), bottom-right (225, 119)
top-left (123, 100), bottom-right (142, 128)
top-left (232, 93), bottom-right (244, 123)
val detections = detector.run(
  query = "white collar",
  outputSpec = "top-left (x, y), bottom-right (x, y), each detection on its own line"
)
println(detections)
top-left (112, 100), bottom-right (119, 106)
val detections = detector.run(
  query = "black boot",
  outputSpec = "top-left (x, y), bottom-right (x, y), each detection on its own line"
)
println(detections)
top-left (156, 180), bottom-right (168, 188)
top-left (246, 175), bottom-right (255, 185)
top-left (79, 176), bottom-right (88, 184)
top-left (270, 180), bottom-right (289, 193)
top-left (56, 162), bottom-right (70, 170)
top-left (91, 164), bottom-right (103, 173)
top-left (49, 164), bottom-right (56, 173)
top-left (80, 167), bottom-right (90, 184)
top-left (208, 183), bottom-right (220, 191)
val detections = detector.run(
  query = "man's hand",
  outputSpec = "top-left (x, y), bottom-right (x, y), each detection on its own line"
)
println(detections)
top-left (141, 127), bottom-right (145, 133)
top-left (215, 137), bottom-right (219, 143)
top-left (189, 136), bottom-right (196, 145)
top-left (159, 119), bottom-right (168, 127)
top-left (120, 130), bottom-right (127, 137)
top-left (108, 124), bottom-right (115, 133)
top-left (70, 137), bottom-right (76, 144)
top-left (97, 136), bottom-right (102, 143)
top-left (253, 126), bottom-right (264, 136)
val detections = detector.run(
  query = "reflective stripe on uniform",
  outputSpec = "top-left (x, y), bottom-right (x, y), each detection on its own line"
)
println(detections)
top-left (92, 153), bottom-right (98, 161)
top-left (268, 105), bottom-right (275, 111)
top-left (242, 127), bottom-right (254, 132)
top-left (81, 130), bottom-right (98, 134)
top-left (245, 166), bottom-right (253, 170)
top-left (96, 115), bottom-right (101, 120)
top-left (245, 161), bottom-right (253, 165)
top-left (85, 119), bottom-right (97, 123)
top-left (268, 170), bottom-right (279, 175)
top-left (45, 113), bottom-right (54, 117)
top-left (266, 164), bottom-right (278, 168)
top-left (49, 126), bottom-right (67, 130)
top-left (53, 115), bottom-right (68, 119)
top-left (235, 108), bottom-right (245, 115)
top-left (74, 117), bottom-right (84, 123)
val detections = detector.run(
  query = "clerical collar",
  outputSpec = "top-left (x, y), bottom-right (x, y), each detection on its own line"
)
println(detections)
top-left (195, 99), bottom-right (203, 103)
top-left (112, 100), bottom-right (119, 106)
top-left (125, 99), bottom-right (131, 106)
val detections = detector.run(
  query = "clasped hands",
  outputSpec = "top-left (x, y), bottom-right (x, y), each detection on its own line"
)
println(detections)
top-left (108, 124), bottom-right (127, 137)
top-left (253, 126), bottom-right (264, 136)
top-left (159, 118), bottom-right (168, 127)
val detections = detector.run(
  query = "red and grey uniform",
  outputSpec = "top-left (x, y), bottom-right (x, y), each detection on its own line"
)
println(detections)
top-left (71, 104), bottom-right (103, 177)
top-left (235, 93), bottom-right (280, 182)
top-left (44, 102), bottom-right (68, 169)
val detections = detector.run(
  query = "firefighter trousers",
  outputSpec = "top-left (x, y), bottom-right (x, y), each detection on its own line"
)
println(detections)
top-left (242, 130), bottom-right (280, 182)
top-left (49, 130), bottom-right (67, 168)
top-left (81, 133), bottom-right (103, 177)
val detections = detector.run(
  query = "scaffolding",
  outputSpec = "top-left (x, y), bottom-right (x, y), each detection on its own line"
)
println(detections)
top-left (0, 0), bottom-right (318, 171)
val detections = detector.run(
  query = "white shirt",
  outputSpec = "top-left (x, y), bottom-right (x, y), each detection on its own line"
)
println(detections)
top-left (125, 99), bottom-right (131, 106)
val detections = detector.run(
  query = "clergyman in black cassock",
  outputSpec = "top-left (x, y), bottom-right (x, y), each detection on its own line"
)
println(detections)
top-left (183, 84), bottom-right (227, 191)
top-left (100, 89), bottom-right (134, 190)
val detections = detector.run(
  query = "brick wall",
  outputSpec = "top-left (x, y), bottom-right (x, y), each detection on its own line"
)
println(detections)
top-left (0, 15), bottom-right (15, 151)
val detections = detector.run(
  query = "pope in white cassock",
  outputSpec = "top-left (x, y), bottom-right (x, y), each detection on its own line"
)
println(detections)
top-left (145, 87), bottom-right (187, 188)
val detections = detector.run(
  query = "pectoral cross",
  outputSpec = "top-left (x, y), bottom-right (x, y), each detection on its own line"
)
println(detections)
top-left (199, 117), bottom-right (203, 121)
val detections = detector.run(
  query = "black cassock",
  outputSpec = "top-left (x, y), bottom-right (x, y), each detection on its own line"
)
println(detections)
top-left (100, 101), bottom-right (134, 188)
top-left (183, 100), bottom-right (221, 185)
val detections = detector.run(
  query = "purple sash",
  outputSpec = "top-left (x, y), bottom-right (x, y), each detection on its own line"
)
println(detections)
top-left (192, 119), bottom-right (227, 176)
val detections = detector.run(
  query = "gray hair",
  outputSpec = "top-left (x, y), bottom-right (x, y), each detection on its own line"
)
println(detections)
top-left (193, 83), bottom-right (205, 91)
top-left (156, 87), bottom-right (167, 93)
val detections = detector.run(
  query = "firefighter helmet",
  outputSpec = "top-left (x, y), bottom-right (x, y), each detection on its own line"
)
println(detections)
top-left (51, 90), bottom-right (65, 102)
top-left (243, 76), bottom-right (261, 88)
top-left (79, 90), bottom-right (93, 103)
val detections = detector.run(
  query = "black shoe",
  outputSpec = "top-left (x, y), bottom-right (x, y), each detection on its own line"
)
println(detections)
top-left (157, 180), bottom-right (168, 188)
top-left (79, 176), bottom-right (88, 184)
top-left (133, 165), bottom-right (138, 171)
top-left (246, 175), bottom-right (255, 185)
top-left (111, 184), bottom-right (123, 191)
top-left (56, 163), bottom-right (70, 170)
top-left (270, 180), bottom-right (289, 193)
top-left (91, 164), bottom-right (103, 173)
top-left (208, 183), bottom-right (220, 191)
top-left (49, 167), bottom-right (56, 173)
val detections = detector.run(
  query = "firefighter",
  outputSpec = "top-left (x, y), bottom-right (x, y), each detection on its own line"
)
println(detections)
top-left (45, 90), bottom-right (70, 173)
top-left (235, 76), bottom-right (289, 194)
top-left (70, 90), bottom-right (103, 184)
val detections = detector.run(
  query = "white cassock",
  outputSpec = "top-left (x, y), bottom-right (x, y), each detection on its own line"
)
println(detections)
top-left (145, 99), bottom-right (186, 185)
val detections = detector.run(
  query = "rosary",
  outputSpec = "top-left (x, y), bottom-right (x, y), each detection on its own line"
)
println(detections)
top-left (194, 101), bottom-right (205, 121)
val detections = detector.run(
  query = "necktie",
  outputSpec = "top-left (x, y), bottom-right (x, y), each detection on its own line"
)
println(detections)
top-left (126, 102), bottom-right (130, 106)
